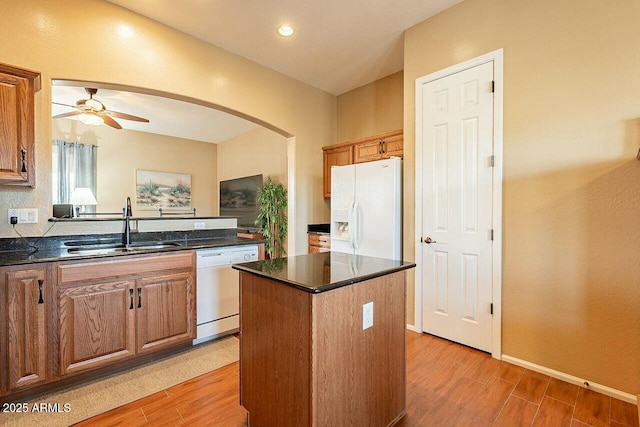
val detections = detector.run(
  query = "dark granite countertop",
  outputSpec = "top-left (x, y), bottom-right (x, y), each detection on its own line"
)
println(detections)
top-left (307, 223), bottom-right (330, 234)
top-left (232, 252), bottom-right (415, 293)
top-left (0, 229), bottom-right (262, 266)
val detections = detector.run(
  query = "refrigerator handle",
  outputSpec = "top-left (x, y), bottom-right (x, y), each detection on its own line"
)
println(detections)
top-left (352, 200), bottom-right (360, 250)
top-left (348, 200), bottom-right (355, 249)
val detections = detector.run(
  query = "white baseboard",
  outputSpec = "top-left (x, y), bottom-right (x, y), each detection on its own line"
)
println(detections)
top-left (406, 324), bottom-right (420, 333)
top-left (502, 354), bottom-right (638, 405)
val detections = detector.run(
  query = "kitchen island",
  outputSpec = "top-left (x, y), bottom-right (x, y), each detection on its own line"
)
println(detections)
top-left (233, 252), bottom-right (415, 427)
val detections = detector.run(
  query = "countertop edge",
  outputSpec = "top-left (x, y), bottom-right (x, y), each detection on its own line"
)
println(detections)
top-left (233, 260), bottom-right (416, 294)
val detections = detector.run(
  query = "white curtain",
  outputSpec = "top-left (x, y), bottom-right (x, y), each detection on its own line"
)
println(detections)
top-left (52, 140), bottom-right (98, 210)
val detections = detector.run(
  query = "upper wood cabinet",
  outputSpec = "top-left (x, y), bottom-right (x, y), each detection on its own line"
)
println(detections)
top-left (0, 63), bottom-right (41, 187)
top-left (322, 129), bottom-right (402, 198)
top-left (322, 144), bottom-right (353, 198)
top-left (353, 129), bottom-right (403, 163)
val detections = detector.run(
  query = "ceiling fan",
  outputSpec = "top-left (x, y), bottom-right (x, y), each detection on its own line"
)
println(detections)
top-left (52, 88), bottom-right (149, 129)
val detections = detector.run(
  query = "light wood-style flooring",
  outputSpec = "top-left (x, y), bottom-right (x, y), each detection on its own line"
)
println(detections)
top-left (77, 331), bottom-right (639, 426)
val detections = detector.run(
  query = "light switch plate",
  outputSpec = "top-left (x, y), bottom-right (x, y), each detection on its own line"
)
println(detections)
top-left (363, 301), bottom-right (374, 330)
top-left (7, 208), bottom-right (38, 224)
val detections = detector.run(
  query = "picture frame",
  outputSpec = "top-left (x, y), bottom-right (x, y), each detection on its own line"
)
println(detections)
top-left (136, 169), bottom-right (191, 210)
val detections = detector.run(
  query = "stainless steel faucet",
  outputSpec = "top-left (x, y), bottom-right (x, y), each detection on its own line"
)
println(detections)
top-left (123, 197), bottom-right (132, 246)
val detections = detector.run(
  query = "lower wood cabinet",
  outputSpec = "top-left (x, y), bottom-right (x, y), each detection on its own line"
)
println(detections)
top-left (0, 251), bottom-right (196, 401)
top-left (57, 252), bottom-right (196, 376)
top-left (136, 272), bottom-right (193, 354)
top-left (1, 267), bottom-right (49, 395)
top-left (58, 279), bottom-right (136, 375)
top-left (308, 233), bottom-right (330, 253)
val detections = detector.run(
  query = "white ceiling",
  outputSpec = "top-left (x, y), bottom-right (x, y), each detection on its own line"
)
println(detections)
top-left (52, 85), bottom-right (259, 143)
top-left (106, 0), bottom-right (462, 95)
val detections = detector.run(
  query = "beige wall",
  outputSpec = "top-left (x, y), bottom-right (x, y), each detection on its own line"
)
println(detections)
top-left (404, 0), bottom-right (640, 394)
top-left (0, 0), bottom-right (335, 253)
top-left (52, 119), bottom-right (218, 216)
top-left (217, 127), bottom-right (288, 188)
top-left (337, 71), bottom-right (403, 143)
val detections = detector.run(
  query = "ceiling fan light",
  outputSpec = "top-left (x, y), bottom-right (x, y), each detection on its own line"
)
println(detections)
top-left (85, 98), bottom-right (103, 111)
top-left (79, 112), bottom-right (104, 126)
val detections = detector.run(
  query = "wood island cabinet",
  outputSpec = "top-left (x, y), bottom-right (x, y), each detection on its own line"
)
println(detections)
top-left (0, 266), bottom-right (50, 395)
top-left (56, 252), bottom-right (196, 376)
top-left (0, 62), bottom-right (41, 187)
top-left (322, 129), bottom-right (402, 198)
top-left (236, 253), bottom-right (412, 427)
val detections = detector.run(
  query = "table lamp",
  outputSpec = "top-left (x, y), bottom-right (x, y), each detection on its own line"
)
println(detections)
top-left (70, 187), bottom-right (97, 217)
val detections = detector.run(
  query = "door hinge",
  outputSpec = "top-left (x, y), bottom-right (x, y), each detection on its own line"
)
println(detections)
top-left (490, 229), bottom-right (494, 241)
top-left (490, 155), bottom-right (495, 167)
top-left (490, 303), bottom-right (493, 315)
top-left (491, 80), bottom-right (495, 93)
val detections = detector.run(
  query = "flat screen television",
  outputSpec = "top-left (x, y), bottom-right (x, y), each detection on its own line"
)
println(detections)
top-left (219, 174), bottom-right (263, 230)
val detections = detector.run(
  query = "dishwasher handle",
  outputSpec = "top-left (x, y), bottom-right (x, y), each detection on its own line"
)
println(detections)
top-left (198, 253), bottom-right (224, 258)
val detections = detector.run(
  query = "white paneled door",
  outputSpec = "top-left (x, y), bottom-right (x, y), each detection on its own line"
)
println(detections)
top-left (417, 60), bottom-right (495, 352)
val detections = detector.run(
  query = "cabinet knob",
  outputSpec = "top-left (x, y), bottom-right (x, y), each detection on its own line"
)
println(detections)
top-left (21, 149), bottom-right (27, 173)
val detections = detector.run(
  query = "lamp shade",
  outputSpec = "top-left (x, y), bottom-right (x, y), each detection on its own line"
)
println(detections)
top-left (70, 187), bottom-right (97, 206)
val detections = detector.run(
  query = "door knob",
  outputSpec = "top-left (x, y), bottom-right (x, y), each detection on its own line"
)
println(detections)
top-left (423, 237), bottom-right (436, 244)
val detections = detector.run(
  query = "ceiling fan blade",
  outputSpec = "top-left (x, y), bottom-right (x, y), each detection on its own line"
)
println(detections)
top-left (102, 115), bottom-right (123, 129)
top-left (52, 111), bottom-right (82, 119)
top-left (105, 110), bottom-right (149, 123)
top-left (52, 102), bottom-right (79, 109)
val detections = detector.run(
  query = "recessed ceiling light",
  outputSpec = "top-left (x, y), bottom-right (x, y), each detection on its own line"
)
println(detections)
top-left (277, 25), bottom-right (294, 37)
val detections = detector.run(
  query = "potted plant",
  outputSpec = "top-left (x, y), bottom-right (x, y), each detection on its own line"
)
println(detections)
top-left (255, 177), bottom-right (288, 259)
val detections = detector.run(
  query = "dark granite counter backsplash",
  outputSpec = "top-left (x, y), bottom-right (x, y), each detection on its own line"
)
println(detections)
top-left (0, 228), bottom-right (260, 266)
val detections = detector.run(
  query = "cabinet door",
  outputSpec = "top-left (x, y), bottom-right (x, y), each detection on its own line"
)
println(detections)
top-left (136, 271), bottom-right (195, 354)
top-left (323, 145), bottom-right (353, 198)
top-left (59, 280), bottom-right (136, 375)
top-left (4, 268), bottom-right (47, 391)
top-left (0, 63), bottom-right (40, 186)
top-left (381, 133), bottom-right (403, 159)
top-left (353, 139), bottom-right (383, 163)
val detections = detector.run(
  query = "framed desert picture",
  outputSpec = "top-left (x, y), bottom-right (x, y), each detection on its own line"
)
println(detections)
top-left (136, 169), bottom-right (191, 210)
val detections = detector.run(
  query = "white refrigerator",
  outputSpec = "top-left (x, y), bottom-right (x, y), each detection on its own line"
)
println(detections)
top-left (330, 157), bottom-right (402, 260)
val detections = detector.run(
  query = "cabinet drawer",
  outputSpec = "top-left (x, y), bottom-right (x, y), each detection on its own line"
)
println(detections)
top-left (308, 233), bottom-right (330, 247)
top-left (58, 251), bottom-right (195, 285)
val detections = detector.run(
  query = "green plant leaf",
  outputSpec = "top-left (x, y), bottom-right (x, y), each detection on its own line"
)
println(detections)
top-left (254, 176), bottom-right (288, 258)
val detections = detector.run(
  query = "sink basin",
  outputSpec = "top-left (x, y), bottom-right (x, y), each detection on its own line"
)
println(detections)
top-left (67, 242), bottom-right (181, 255)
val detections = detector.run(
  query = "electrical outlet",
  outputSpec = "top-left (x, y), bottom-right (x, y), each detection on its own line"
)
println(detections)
top-left (7, 208), bottom-right (38, 224)
top-left (363, 301), bottom-right (374, 330)
top-left (8, 209), bottom-right (18, 224)
top-left (194, 222), bottom-right (205, 230)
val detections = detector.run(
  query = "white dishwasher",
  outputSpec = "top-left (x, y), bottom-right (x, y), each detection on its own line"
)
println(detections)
top-left (194, 245), bottom-right (259, 345)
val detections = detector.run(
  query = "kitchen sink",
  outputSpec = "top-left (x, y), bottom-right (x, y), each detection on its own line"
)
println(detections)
top-left (67, 242), bottom-right (181, 255)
